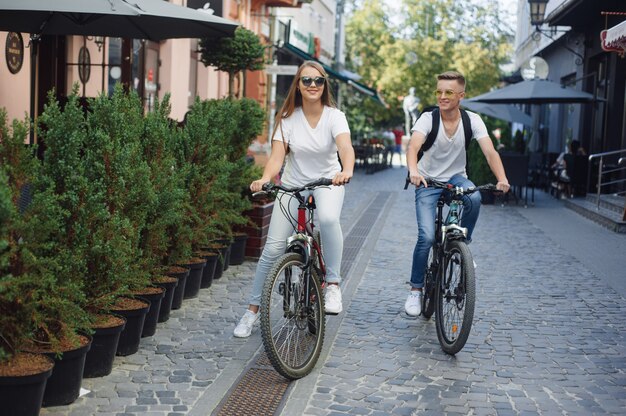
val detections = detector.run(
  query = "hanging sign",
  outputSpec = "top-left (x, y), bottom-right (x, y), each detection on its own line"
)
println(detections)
top-left (5, 32), bottom-right (24, 74)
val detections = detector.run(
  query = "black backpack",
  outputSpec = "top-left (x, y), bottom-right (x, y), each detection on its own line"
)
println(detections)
top-left (404, 106), bottom-right (473, 189)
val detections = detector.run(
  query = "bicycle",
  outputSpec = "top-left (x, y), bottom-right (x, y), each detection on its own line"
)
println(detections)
top-left (253, 178), bottom-right (333, 380)
top-left (415, 179), bottom-right (498, 355)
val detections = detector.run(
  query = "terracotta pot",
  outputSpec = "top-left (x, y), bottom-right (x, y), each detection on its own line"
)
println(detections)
top-left (110, 298), bottom-right (150, 356)
top-left (0, 352), bottom-right (54, 416)
top-left (83, 314), bottom-right (126, 378)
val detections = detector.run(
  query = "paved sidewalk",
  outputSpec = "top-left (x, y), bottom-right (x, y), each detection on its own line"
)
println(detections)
top-left (41, 167), bottom-right (626, 416)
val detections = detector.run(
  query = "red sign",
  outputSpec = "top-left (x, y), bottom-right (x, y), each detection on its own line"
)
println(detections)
top-left (600, 30), bottom-right (626, 56)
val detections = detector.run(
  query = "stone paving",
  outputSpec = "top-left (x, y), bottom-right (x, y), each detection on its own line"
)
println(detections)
top-left (40, 166), bottom-right (626, 416)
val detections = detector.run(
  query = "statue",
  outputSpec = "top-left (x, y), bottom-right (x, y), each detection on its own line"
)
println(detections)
top-left (403, 87), bottom-right (420, 137)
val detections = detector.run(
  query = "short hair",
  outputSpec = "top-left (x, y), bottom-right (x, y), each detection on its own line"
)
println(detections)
top-left (437, 71), bottom-right (466, 88)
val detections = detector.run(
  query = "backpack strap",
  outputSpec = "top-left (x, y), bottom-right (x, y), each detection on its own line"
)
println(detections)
top-left (460, 109), bottom-right (472, 149)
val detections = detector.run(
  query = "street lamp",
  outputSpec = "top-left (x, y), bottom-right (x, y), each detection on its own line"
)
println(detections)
top-left (528, 0), bottom-right (548, 27)
top-left (527, 0), bottom-right (583, 64)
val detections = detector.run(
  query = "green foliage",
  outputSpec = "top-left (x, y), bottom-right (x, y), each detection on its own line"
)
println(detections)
top-left (199, 27), bottom-right (266, 97)
top-left (0, 109), bottom-right (88, 360)
top-left (140, 95), bottom-right (189, 274)
top-left (343, 0), bottom-right (514, 132)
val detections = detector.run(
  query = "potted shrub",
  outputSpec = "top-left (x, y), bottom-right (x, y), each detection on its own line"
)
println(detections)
top-left (0, 109), bottom-right (91, 407)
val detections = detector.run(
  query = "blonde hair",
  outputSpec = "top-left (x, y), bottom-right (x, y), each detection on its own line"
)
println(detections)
top-left (271, 61), bottom-right (336, 141)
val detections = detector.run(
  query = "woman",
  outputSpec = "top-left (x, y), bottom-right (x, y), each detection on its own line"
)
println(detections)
top-left (234, 61), bottom-right (355, 338)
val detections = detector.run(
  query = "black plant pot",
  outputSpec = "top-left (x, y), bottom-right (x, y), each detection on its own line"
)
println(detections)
top-left (205, 243), bottom-right (228, 280)
top-left (229, 233), bottom-right (248, 266)
top-left (113, 299), bottom-right (150, 356)
top-left (83, 315), bottom-right (126, 378)
top-left (167, 267), bottom-right (189, 310)
top-left (136, 290), bottom-right (165, 338)
top-left (180, 259), bottom-right (206, 299)
top-left (155, 277), bottom-right (178, 322)
top-left (0, 353), bottom-right (54, 416)
top-left (199, 251), bottom-right (218, 289)
top-left (41, 335), bottom-right (92, 407)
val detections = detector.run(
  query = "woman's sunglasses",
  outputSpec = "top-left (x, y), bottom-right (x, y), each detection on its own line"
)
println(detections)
top-left (300, 76), bottom-right (326, 87)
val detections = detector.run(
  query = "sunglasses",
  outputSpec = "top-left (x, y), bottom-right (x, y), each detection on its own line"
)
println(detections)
top-left (300, 76), bottom-right (326, 87)
top-left (434, 89), bottom-right (463, 98)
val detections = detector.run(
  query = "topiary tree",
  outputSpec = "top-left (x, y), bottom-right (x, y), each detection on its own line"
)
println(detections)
top-left (199, 27), bottom-right (266, 98)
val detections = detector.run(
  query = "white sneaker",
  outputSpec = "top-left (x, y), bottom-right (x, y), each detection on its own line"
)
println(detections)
top-left (325, 284), bottom-right (343, 315)
top-left (233, 310), bottom-right (259, 338)
top-left (405, 291), bottom-right (422, 316)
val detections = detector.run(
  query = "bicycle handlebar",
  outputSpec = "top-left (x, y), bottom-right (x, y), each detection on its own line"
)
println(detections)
top-left (425, 179), bottom-right (499, 195)
top-left (252, 178), bottom-right (334, 197)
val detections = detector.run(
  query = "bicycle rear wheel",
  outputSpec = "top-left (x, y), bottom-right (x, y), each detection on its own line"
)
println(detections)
top-left (421, 247), bottom-right (436, 320)
top-left (260, 252), bottom-right (325, 380)
top-left (435, 240), bottom-right (475, 355)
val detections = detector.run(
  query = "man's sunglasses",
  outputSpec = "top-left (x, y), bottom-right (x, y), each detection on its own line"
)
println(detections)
top-left (300, 76), bottom-right (326, 87)
top-left (434, 89), bottom-right (463, 98)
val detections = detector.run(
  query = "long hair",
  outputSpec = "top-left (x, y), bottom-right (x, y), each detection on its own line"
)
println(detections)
top-left (271, 61), bottom-right (336, 141)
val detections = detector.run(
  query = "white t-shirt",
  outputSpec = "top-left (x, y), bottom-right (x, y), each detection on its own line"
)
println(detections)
top-left (274, 106), bottom-right (350, 187)
top-left (411, 110), bottom-right (488, 181)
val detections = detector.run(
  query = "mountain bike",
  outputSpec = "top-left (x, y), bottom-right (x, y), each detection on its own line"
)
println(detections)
top-left (254, 178), bottom-right (333, 380)
top-left (418, 179), bottom-right (498, 355)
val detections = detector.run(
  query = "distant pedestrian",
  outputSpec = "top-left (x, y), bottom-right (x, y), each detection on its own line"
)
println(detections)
top-left (404, 70), bottom-right (510, 316)
top-left (233, 61), bottom-right (354, 338)
top-left (392, 126), bottom-right (405, 166)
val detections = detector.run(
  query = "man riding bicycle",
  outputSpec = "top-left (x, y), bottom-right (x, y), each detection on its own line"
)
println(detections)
top-left (405, 70), bottom-right (510, 317)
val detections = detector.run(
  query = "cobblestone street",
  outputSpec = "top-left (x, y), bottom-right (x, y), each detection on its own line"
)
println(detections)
top-left (41, 167), bottom-right (626, 416)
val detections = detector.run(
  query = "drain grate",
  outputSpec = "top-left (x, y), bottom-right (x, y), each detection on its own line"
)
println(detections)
top-left (213, 192), bottom-right (391, 416)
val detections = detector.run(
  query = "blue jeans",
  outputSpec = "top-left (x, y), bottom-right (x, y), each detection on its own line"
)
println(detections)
top-left (409, 174), bottom-right (481, 289)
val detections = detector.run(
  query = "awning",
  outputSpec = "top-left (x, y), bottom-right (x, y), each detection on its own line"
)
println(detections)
top-left (605, 19), bottom-right (626, 47)
top-left (282, 43), bottom-right (386, 106)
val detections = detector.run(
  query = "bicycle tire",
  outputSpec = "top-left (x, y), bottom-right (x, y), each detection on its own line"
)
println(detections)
top-left (435, 240), bottom-right (475, 355)
top-left (260, 252), bottom-right (326, 380)
top-left (421, 247), bottom-right (436, 320)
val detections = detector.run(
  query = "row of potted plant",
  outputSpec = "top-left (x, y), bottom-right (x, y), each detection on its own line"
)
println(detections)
top-left (0, 84), bottom-right (265, 415)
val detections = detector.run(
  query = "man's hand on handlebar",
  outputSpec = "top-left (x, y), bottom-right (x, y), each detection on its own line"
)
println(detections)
top-left (409, 170), bottom-right (428, 188)
top-left (496, 181), bottom-right (510, 193)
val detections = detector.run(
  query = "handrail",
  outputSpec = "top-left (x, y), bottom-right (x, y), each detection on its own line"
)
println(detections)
top-left (587, 149), bottom-right (626, 212)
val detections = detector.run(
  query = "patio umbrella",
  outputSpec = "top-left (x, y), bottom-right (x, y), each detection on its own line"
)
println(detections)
top-left (0, 0), bottom-right (238, 40)
top-left (462, 101), bottom-right (533, 126)
top-left (468, 79), bottom-right (596, 104)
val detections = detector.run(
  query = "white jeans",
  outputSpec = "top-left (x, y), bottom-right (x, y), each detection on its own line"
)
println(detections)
top-left (248, 185), bottom-right (345, 306)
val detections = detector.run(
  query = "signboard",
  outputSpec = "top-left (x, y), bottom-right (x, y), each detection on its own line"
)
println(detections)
top-left (265, 65), bottom-right (299, 75)
top-left (5, 32), bottom-right (24, 74)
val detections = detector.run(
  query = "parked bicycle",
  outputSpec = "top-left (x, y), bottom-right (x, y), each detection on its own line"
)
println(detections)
top-left (253, 178), bottom-right (333, 379)
top-left (417, 179), bottom-right (499, 355)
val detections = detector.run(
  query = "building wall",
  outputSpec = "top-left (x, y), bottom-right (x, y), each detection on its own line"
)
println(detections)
top-left (0, 31), bottom-right (31, 124)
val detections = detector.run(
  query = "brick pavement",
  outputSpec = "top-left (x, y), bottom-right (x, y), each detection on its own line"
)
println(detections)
top-left (39, 167), bottom-right (626, 416)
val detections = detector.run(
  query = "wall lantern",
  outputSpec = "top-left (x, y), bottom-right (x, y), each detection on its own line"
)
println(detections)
top-left (528, 0), bottom-right (549, 27)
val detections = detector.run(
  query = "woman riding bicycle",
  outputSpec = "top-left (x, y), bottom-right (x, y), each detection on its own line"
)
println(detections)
top-left (405, 70), bottom-right (509, 317)
top-left (234, 61), bottom-right (354, 338)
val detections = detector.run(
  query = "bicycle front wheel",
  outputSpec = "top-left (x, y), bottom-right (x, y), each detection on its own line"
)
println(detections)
top-left (435, 240), bottom-right (475, 355)
top-left (260, 252), bottom-right (325, 380)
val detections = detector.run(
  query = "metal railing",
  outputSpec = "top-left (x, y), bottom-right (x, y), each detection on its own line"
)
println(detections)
top-left (588, 149), bottom-right (626, 212)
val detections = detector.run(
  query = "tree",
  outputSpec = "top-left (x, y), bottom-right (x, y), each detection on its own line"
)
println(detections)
top-left (343, 0), bottom-right (513, 132)
top-left (199, 28), bottom-right (266, 98)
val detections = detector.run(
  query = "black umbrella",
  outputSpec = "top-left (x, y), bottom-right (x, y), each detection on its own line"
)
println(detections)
top-left (0, 0), bottom-right (238, 40)
top-left (461, 101), bottom-right (532, 125)
top-left (468, 79), bottom-right (596, 104)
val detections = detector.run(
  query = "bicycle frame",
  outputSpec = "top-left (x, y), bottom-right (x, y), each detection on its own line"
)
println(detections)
top-left (285, 192), bottom-right (327, 279)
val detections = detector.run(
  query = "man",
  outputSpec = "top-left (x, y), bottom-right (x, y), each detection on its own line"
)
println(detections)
top-left (404, 71), bottom-right (510, 316)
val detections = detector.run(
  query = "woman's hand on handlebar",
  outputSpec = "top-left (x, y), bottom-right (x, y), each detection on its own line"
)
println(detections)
top-left (250, 179), bottom-right (269, 193)
top-left (332, 171), bottom-right (352, 186)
